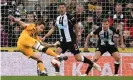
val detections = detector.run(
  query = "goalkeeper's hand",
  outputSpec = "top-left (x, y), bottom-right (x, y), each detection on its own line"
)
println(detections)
top-left (53, 41), bottom-right (60, 47)
top-left (8, 15), bottom-right (20, 22)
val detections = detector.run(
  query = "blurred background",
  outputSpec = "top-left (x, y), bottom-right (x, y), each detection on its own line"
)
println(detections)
top-left (1, 0), bottom-right (133, 50)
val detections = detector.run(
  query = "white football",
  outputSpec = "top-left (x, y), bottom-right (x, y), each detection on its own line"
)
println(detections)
top-left (51, 58), bottom-right (61, 67)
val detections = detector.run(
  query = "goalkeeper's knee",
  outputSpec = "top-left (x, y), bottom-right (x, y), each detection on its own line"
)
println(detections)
top-left (33, 41), bottom-right (48, 52)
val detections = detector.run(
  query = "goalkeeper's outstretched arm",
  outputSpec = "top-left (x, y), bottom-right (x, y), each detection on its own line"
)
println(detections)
top-left (40, 41), bottom-right (60, 48)
top-left (42, 25), bottom-right (55, 41)
top-left (9, 15), bottom-right (27, 28)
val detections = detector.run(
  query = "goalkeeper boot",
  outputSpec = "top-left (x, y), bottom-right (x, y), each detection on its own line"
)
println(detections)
top-left (40, 69), bottom-right (48, 76)
top-left (40, 72), bottom-right (48, 76)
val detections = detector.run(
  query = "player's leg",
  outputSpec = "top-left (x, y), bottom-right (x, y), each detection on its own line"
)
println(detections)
top-left (55, 47), bottom-right (62, 55)
top-left (69, 43), bottom-right (101, 76)
top-left (18, 46), bottom-right (47, 76)
top-left (22, 35), bottom-right (67, 61)
top-left (84, 46), bottom-right (107, 75)
top-left (112, 52), bottom-right (120, 76)
top-left (84, 51), bottom-right (102, 75)
top-left (109, 45), bottom-right (120, 76)
top-left (73, 53), bottom-right (102, 76)
top-left (74, 53), bottom-right (93, 66)
top-left (33, 41), bottom-right (59, 57)
top-left (52, 42), bottom-right (68, 76)
top-left (34, 42), bottom-right (68, 61)
top-left (30, 53), bottom-right (48, 76)
top-left (33, 42), bottom-right (68, 75)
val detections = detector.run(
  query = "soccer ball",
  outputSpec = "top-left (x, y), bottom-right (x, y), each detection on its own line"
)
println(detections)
top-left (51, 58), bottom-right (61, 68)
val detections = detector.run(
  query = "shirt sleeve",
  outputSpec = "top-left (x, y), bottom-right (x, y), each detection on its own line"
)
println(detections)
top-left (53, 20), bottom-right (56, 27)
top-left (110, 27), bottom-right (121, 35)
top-left (91, 27), bottom-right (102, 35)
top-left (67, 14), bottom-right (78, 26)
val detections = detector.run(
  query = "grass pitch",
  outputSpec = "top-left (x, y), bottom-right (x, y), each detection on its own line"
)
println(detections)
top-left (1, 76), bottom-right (133, 80)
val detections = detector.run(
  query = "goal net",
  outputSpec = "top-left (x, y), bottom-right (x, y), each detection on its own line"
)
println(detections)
top-left (1, 0), bottom-right (133, 49)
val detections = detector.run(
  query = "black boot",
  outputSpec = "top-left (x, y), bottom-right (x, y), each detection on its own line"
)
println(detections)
top-left (58, 56), bottom-right (68, 61)
top-left (40, 72), bottom-right (48, 76)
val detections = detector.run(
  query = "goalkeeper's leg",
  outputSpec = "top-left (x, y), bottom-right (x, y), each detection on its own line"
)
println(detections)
top-left (33, 42), bottom-right (68, 76)
top-left (33, 41), bottom-right (68, 61)
top-left (30, 53), bottom-right (48, 76)
top-left (23, 36), bottom-right (65, 60)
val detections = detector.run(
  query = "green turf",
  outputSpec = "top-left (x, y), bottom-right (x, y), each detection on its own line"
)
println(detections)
top-left (1, 76), bottom-right (133, 80)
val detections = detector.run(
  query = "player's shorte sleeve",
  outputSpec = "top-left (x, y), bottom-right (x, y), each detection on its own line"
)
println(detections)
top-left (110, 27), bottom-right (121, 35)
top-left (53, 20), bottom-right (57, 27)
top-left (92, 27), bottom-right (102, 35)
top-left (67, 14), bottom-right (79, 26)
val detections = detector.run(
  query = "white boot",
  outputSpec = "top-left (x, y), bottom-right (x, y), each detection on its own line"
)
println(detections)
top-left (114, 74), bottom-right (119, 76)
top-left (93, 63), bottom-right (101, 72)
top-left (80, 74), bottom-right (87, 76)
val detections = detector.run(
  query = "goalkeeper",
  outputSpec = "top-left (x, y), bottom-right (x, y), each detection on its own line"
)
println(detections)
top-left (9, 15), bottom-right (67, 76)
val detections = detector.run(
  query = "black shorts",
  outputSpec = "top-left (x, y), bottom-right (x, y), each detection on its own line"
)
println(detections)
top-left (96, 45), bottom-right (119, 55)
top-left (60, 41), bottom-right (80, 55)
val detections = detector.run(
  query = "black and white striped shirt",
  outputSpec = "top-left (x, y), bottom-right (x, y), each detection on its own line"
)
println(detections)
top-left (91, 27), bottom-right (121, 46)
top-left (55, 13), bottom-right (77, 42)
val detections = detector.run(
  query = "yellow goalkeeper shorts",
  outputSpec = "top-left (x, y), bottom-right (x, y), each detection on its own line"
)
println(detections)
top-left (17, 34), bottom-right (38, 57)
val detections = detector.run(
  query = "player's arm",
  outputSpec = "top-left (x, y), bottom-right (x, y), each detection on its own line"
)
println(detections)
top-left (116, 27), bottom-right (125, 48)
top-left (42, 24), bottom-right (55, 41)
top-left (119, 34), bottom-right (125, 50)
top-left (71, 14), bottom-right (80, 41)
top-left (110, 27), bottom-right (125, 50)
top-left (117, 30), bottom-right (125, 50)
top-left (40, 41), bottom-right (60, 48)
top-left (84, 27), bottom-right (102, 47)
top-left (8, 15), bottom-right (27, 28)
top-left (74, 23), bottom-right (80, 40)
top-left (84, 32), bottom-right (95, 47)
